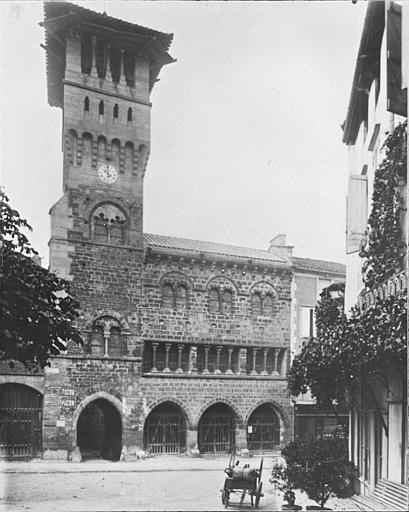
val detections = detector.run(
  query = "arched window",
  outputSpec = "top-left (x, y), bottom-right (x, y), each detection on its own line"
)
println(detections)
top-left (162, 284), bottom-right (174, 309)
top-left (221, 290), bottom-right (233, 315)
top-left (84, 96), bottom-right (90, 113)
top-left (99, 100), bottom-right (105, 116)
top-left (124, 142), bottom-right (134, 173)
top-left (176, 285), bottom-right (188, 311)
top-left (109, 326), bottom-right (125, 357)
top-left (90, 323), bottom-right (104, 356)
top-left (92, 204), bottom-right (126, 245)
top-left (67, 129), bottom-right (78, 166)
top-left (82, 133), bottom-right (93, 167)
top-left (94, 212), bottom-right (109, 243)
top-left (263, 294), bottom-right (274, 317)
top-left (252, 293), bottom-right (262, 317)
top-left (97, 136), bottom-right (107, 166)
top-left (110, 216), bottom-right (125, 245)
top-left (111, 139), bottom-right (120, 169)
top-left (113, 104), bottom-right (119, 120)
top-left (127, 108), bottom-right (133, 122)
top-left (209, 288), bottom-right (220, 314)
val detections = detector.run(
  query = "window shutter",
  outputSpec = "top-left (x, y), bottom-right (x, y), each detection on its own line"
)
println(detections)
top-left (346, 174), bottom-right (368, 254)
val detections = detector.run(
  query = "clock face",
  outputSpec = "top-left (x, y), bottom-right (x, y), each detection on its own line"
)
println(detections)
top-left (98, 164), bottom-right (118, 184)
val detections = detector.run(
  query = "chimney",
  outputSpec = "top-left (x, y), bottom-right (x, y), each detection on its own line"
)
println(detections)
top-left (268, 234), bottom-right (293, 259)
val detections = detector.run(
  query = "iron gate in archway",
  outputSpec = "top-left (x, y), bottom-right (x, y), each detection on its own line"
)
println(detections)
top-left (0, 384), bottom-right (43, 460)
top-left (247, 404), bottom-right (280, 453)
top-left (198, 403), bottom-right (235, 454)
top-left (144, 403), bottom-right (186, 454)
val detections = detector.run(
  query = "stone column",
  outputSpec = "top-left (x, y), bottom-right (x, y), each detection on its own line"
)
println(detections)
top-left (250, 348), bottom-right (258, 375)
top-left (273, 348), bottom-right (280, 375)
top-left (176, 343), bottom-right (184, 373)
top-left (203, 346), bottom-right (210, 374)
top-left (235, 425), bottom-right (249, 458)
top-left (164, 343), bottom-right (171, 372)
top-left (239, 348), bottom-right (247, 375)
top-left (215, 346), bottom-right (222, 374)
top-left (91, 36), bottom-right (98, 77)
top-left (262, 348), bottom-right (268, 375)
top-left (189, 345), bottom-right (197, 374)
top-left (105, 44), bottom-right (112, 81)
top-left (103, 330), bottom-right (110, 357)
top-left (151, 343), bottom-right (159, 372)
top-left (186, 428), bottom-right (200, 457)
top-left (226, 347), bottom-right (233, 374)
top-left (119, 49), bottom-right (126, 85)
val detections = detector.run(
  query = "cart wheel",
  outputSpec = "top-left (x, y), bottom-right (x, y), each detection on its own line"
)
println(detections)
top-left (221, 488), bottom-right (229, 508)
top-left (255, 482), bottom-right (263, 509)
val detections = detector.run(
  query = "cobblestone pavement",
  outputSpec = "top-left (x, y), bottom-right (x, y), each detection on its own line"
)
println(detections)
top-left (0, 456), bottom-right (361, 512)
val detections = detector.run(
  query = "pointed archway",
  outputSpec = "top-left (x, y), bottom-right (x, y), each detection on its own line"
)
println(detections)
top-left (77, 398), bottom-right (122, 461)
top-left (247, 403), bottom-right (280, 453)
top-left (198, 403), bottom-right (236, 454)
top-left (144, 401), bottom-right (187, 455)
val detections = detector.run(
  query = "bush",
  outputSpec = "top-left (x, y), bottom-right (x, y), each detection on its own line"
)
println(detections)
top-left (280, 438), bottom-right (356, 509)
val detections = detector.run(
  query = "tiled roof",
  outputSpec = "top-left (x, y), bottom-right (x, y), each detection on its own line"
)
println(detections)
top-left (144, 234), bottom-right (288, 265)
top-left (292, 256), bottom-right (346, 276)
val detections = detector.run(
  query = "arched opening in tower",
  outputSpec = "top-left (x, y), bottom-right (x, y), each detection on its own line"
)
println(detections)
top-left (77, 398), bottom-right (122, 461)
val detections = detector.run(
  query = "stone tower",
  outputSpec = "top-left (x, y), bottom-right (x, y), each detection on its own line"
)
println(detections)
top-left (43, 2), bottom-right (174, 275)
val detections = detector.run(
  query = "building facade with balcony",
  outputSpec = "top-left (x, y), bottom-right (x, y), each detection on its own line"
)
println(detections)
top-left (343, 0), bottom-right (407, 508)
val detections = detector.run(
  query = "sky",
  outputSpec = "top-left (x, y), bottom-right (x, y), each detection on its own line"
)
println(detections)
top-left (0, 0), bottom-right (367, 266)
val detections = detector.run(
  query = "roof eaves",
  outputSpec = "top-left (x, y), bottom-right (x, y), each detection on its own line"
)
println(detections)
top-left (342, 0), bottom-right (385, 145)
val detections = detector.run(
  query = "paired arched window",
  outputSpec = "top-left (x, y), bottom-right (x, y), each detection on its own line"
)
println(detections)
top-left (90, 317), bottom-right (126, 357)
top-left (92, 204), bottom-right (126, 245)
top-left (161, 284), bottom-right (188, 310)
top-left (251, 293), bottom-right (274, 317)
top-left (208, 288), bottom-right (233, 315)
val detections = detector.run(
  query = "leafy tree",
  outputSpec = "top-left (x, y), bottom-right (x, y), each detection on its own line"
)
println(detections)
top-left (287, 122), bottom-right (407, 432)
top-left (279, 438), bottom-right (356, 509)
top-left (0, 191), bottom-right (82, 369)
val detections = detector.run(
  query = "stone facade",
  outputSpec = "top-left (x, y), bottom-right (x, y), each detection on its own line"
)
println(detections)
top-left (0, 3), bottom-right (341, 462)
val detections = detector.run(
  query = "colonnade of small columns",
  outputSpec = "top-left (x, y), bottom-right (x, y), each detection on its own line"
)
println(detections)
top-left (144, 342), bottom-right (288, 377)
top-left (84, 36), bottom-right (135, 86)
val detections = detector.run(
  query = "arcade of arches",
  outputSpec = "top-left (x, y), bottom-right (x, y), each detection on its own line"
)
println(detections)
top-left (143, 401), bottom-right (283, 456)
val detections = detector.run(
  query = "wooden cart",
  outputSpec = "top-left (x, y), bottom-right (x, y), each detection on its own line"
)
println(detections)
top-left (221, 453), bottom-right (264, 509)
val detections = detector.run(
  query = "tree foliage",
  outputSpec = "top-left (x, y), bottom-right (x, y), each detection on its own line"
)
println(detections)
top-left (276, 438), bottom-right (355, 509)
top-left (359, 121), bottom-right (407, 288)
top-left (0, 191), bottom-right (82, 369)
top-left (288, 122), bottom-right (407, 410)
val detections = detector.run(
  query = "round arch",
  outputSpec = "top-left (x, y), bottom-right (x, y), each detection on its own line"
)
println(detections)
top-left (143, 400), bottom-right (187, 455)
top-left (144, 397), bottom-right (193, 429)
top-left (197, 400), bottom-right (240, 454)
top-left (245, 400), bottom-right (291, 448)
top-left (72, 391), bottom-right (123, 440)
top-left (205, 275), bottom-right (238, 294)
top-left (195, 398), bottom-right (243, 428)
top-left (248, 281), bottom-right (278, 298)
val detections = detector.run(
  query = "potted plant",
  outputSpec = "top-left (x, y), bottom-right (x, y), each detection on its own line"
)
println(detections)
top-left (280, 437), bottom-right (356, 510)
top-left (270, 462), bottom-right (302, 510)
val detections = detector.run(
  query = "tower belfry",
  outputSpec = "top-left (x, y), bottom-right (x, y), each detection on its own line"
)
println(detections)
top-left (42, 1), bottom-right (174, 268)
